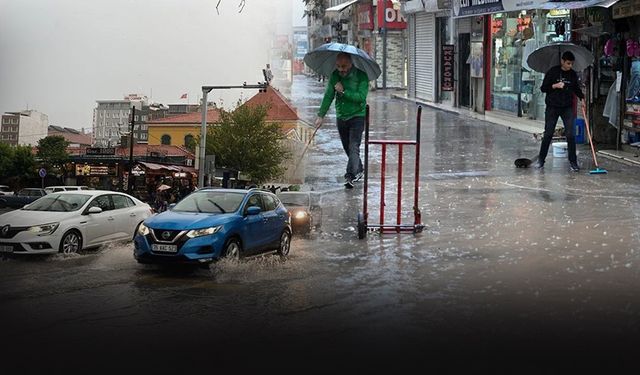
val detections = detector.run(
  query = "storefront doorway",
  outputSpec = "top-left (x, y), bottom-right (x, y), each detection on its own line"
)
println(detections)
top-left (459, 33), bottom-right (471, 108)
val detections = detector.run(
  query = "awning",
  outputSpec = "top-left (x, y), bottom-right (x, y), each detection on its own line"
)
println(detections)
top-left (325, 0), bottom-right (359, 13)
top-left (539, 0), bottom-right (619, 9)
top-left (402, 0), bottom-right (452, 14)
top-left (138, 161), bottom-right (194, 173)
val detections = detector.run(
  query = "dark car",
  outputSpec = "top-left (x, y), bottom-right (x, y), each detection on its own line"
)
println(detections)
top-left (277, 191), bottom-right (322, 235)
top-left (0, 188), bottom-right (48, 209)
top-left (133, 188), bottom-right (292, 265)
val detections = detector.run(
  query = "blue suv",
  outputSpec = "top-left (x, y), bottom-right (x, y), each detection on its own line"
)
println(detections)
top-left (134, 188), bottom-right (292, 264)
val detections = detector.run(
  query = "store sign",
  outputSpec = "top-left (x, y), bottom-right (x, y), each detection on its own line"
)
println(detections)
top-left (377, 0), bottom-right (407, 30)
top-left (441, 45), bottom-right (455, 92)
top-left (131, 165), bottom-right (145, 176)
top-left (452, 0), bottom-right (545, 17)
top-left (85, 147), bottom-right (115, 156)
top-left (75, 164), bottom-right (116, 176)
top-left (358, 4), bottom-right (374, 30)
top-left (612, 0), bottom-right (640, 19)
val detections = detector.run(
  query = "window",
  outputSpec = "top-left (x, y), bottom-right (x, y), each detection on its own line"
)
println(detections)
top-left (161, 134), bottom-right (171, 145)
top-left (111, 194), bottom-right (133, 209)
top-left (87, 195), bottom-right (113, 211)
top-left (261, 194), bottom-right (277, 212)
top-left (184, 134), bottom-right (195, 151)
top-left (244, 194), bottom-right (264, 214)
top-left (2, 118), bottom-right (8, 124)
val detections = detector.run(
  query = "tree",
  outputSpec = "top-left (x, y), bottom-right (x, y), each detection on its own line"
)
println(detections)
top-left (303, 0), bottom-right (325, 20)
top-left (36, 136), bottom-right (70, 173)
top-left (205, 104), bottom-right (290, 184)
top-left (0, 142), bottom-right (15, 177)
top-left (10, 145), bottom-right (36, 178)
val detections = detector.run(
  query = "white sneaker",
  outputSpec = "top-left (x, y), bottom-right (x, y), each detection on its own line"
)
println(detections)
top-left (353, 171), bottom-right (364, 182)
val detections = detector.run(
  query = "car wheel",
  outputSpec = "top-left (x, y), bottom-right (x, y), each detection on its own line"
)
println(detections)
top-left (59, 230), bottom-right (83, 254)
top-left (277, 230), bottom-right (291, 256)
top-left (223, 238), bottom-right (241, 260)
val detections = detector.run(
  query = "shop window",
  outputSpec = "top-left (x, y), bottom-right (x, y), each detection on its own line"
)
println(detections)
top-left (490, 10), bottom-right (570, 119)
top-left (161, 134), bottom-right (171, 145)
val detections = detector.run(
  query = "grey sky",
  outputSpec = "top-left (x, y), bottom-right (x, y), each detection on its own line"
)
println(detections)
top-left (0, 0), bottom-right (306, 131)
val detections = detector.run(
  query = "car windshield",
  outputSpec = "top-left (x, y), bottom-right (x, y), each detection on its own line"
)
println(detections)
top-left (278, 193), bottom-right (310, 207)
top-left (23, 193), bottom-right (91, 212)
top-left (172, 191), bottom-right (244, 214)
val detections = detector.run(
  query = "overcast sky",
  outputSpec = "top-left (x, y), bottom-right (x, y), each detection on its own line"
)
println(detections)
top-left (0, 0), bottom-right (306, 131)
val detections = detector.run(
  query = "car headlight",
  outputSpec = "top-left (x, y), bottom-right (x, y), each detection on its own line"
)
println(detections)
top-left (186, 226), bottom-right (222, 239)
top-left (27, 222), bottom-right (59, 236)
top-left (294, 211), bottom-right (308, 219)
top-left (138, 223), bottom-right (150, 236)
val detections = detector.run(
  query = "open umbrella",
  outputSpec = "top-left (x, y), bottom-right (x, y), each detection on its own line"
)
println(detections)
top-left (303, 42), bottom-right (381, 81)
top-left (526, 42), bottom-right (594, 73)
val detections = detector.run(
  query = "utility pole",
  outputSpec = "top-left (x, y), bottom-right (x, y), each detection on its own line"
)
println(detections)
top-left (127, 106), bottom-right (135, 192)
top-left (198, 82), bottom-right (267, 188)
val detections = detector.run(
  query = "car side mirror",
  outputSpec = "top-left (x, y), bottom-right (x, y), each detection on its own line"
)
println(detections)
top-left (246, 206), bottom-right (261, 215)
top-left (168, 203), bottom-right (176, 210)
top-left (87, 206), bottom-right (102, 214)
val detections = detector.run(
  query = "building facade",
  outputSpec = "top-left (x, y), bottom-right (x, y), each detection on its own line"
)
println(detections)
top-left (0, 110), bottom-right (49, 146)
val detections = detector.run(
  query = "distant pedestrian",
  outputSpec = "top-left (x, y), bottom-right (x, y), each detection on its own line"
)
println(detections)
top-left (537, 51), bottom-right (585, 172)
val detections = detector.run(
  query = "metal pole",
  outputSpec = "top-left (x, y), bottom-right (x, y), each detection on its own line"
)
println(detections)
top-left (127, 106), bottom-right (135, 192)
top-left (382, 0), bottom-right (387, 89)
top-left (198, 88), bottom-right (209, 188)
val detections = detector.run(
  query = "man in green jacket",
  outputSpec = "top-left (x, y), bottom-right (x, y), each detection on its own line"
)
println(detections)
top-left (314, 52), bottom-right (370, 189)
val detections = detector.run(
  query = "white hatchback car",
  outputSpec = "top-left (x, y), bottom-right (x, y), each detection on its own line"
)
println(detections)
top-left (0, 190), bottom-right (153, 254)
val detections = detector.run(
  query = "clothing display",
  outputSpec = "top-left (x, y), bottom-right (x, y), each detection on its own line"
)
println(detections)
top-left (603, 77), bottom-right (620, 127)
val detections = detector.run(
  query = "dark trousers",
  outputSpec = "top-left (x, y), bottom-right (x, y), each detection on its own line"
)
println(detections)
top-left (539, 105), bottom-right (577, 164)
top-left (337, 116), bottom-right (365, 179)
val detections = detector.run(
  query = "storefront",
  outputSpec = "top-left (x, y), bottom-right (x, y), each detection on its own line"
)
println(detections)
top-left (404, 0), bottom-right (450, 103)
top-left (490, 8), bottom-right (572, 119)
top-left (376, 0), bottom-right (408, 89)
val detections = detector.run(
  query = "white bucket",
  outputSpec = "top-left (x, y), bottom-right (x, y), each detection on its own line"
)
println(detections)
top-left (552, 142), bottom-right (568, 157)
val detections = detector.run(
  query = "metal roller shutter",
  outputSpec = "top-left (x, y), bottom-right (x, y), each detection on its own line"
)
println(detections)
top-left (415, 12), bottom-right (435, 102)
top-left (408, 15), bottom-right (416, 98)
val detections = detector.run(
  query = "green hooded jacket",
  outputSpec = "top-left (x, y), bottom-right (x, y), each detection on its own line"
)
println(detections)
top-left (317, 67), bottom-right (369, 120)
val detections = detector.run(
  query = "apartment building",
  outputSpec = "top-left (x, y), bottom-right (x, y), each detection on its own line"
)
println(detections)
top-left (0, 110), bottom-right (49, 146)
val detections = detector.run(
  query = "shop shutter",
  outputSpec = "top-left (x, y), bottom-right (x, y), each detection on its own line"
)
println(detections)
top-left (457, 17), bottom-right (471, 34)
top-left (415, 12), bottom-right (435, 102)
top-left (408, 15), bottom-right (416, 98)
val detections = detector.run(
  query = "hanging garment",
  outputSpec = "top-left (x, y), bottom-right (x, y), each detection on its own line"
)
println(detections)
top-left (603, 77), bottom-right (620, 127)
top-left (627, 60), bottom-right (640, 100)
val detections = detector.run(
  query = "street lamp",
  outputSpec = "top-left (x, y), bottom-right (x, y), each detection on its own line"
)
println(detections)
top-left (198, 82), bottom-right (267, 188)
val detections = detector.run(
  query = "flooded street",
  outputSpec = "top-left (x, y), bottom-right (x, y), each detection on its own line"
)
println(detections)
top-left (3, 76), bottom-right (640, 371)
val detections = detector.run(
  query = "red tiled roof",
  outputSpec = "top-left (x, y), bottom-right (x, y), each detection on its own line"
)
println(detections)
top-left (48, 130), bottom-right (92, 146)
top-left (148, 109), bottom-right (221, 124)
top-left (244, 86), bottom-right (299, 121)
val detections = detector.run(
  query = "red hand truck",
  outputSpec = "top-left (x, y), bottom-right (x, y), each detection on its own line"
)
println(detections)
top-left (357, 105), bottom-right (424, 239)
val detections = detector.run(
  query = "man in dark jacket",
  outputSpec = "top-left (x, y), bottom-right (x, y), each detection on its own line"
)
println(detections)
top-left (537, 51), bottom-right (585, 171)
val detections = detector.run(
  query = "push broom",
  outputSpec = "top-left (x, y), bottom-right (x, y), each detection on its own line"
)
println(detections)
top-left (581, 101), bottom-right (607, 174)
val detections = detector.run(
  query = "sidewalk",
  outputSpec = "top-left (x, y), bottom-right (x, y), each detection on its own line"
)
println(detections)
top-left (391, 91), bottom-right (640, 169)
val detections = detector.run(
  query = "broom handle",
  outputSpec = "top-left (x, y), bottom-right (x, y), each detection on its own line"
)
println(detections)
top-left (581, 100), bottom-right (599, 168)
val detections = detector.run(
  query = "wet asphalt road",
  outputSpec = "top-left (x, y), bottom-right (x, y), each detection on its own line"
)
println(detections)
top-left (2, 76), bottom-right (640, 372)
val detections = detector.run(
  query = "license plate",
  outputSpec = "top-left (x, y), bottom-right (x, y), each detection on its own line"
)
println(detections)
top-left (0, 245), bottom-right (13, 253)
top-left (151, 244), bottom-right (177, 253)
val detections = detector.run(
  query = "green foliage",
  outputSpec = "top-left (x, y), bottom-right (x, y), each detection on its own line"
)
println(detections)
top-left (11, 145), bottom-right (36, 178)
top-left (36, 136), bottom-right (70, 173)
top-left (0, 142), bottom-right (15, 177)
top-left (205, 103), bottom-right (291, 184)
top-left (303, 0), bottom-right (325, 20)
